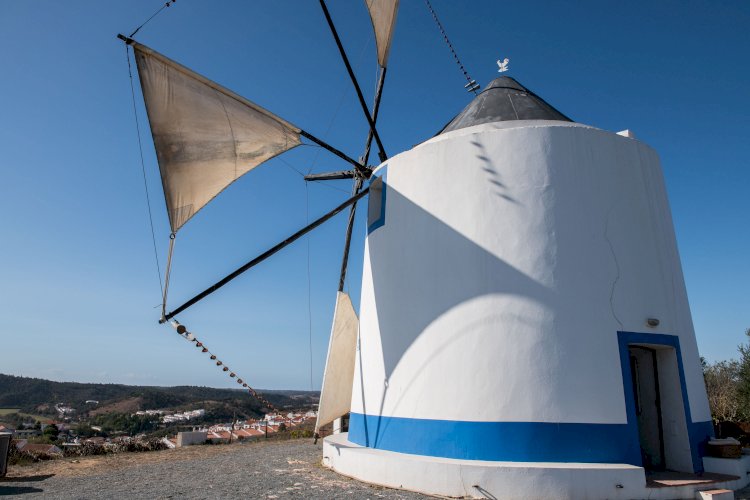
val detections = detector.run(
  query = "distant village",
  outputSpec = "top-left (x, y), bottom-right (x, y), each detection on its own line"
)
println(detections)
top-left (188, 410), bottom-right (318, 445)
top-left (1, 403), bottom-right (319, 458)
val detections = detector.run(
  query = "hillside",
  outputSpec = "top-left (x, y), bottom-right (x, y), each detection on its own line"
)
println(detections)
top-left (0, 373), bottom-right (318, 419)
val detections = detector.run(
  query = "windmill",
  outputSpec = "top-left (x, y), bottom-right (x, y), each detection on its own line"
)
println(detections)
top-left (119, 2), bottom-right (730, 499)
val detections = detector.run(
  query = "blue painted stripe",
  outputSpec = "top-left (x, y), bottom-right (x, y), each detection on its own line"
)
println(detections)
top-left (349, 413), bottom-right (641, 463)
top-left (348, 331), bottom-right (713, 467)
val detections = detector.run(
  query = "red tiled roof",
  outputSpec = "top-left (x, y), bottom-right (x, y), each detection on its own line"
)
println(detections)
top-left (209, 431), bottom-right (231, 440)
top-left (233, 429), bottom-right (254, 438)
top-left (19, 443), bottom-right (62, 454)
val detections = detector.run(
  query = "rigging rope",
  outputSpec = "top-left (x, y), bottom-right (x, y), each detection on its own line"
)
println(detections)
top-left (126, 46), bottom-right (164, 297)
top-left (307, 30), bottom-right (373, 173)
top-left (423, 0), bottom-right (480, 94)
top-left (306, 183), bottom-right (314, 391)
top-left (299, 30), bottom-right (374, 393)
top-left (129, 0), bottom-right (178, 38)
top-left (161, 233), bottom-right (176, 321)
top-left (170, 320), bottom-right (277, 411)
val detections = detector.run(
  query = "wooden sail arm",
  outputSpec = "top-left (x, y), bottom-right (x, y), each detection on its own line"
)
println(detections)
top-left (304, 170), bottom-right (358, 181)
top-left (337, 177), bottom-right (364, 291)
top-left (361, 67), bottom-right (388, 165)
top-left (336, 66), bottom-right (388, 291)
top-left (319, 0), bottom-right (388, 163)
top-left (298, 130), bottom-right (370, 177)
top-left (304, 68), bottom-right (388, 184)
top-left (160, 187), bottom-right (370, 323)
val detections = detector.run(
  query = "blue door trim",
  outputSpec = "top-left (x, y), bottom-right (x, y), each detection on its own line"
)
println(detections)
top-left (617, 331), bottom-right (713, 473)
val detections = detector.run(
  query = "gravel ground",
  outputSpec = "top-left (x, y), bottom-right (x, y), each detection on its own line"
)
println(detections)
top-left (6, 440), bottom-right (750, 499)
top-left (0, 439), bottom-right (431, 499)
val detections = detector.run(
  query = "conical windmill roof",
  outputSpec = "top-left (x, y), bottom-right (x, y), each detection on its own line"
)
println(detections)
top-left (439, 76), bottom-right (571, 134)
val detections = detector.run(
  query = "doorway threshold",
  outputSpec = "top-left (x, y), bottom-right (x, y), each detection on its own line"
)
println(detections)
top-left (646, 470), bottom-right (739, 488)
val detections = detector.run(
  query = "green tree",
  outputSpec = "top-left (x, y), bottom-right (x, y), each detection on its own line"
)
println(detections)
top-left (704, 360), bottom-right (741, 423)
top-left (735, 328), bottom-right (750, 419)
top-left (43, 424), bottom-right (59, 437)
top-left (37, 423), bottom-right (60, 444)
top-left (75, 422), bottom-right (94, 438)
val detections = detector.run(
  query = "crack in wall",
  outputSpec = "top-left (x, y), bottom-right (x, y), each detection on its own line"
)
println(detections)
top-left (604, 206), bottom-right (624, 329)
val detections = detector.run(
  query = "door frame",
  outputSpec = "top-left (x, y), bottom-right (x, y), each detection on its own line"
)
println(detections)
top-left (617, 331), bottom-right (709, 473)
top-left (629, 345), bottom-right (667, 470)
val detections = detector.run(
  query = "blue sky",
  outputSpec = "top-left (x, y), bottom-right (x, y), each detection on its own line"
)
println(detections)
top-left (0, 1), bottom-right (747, 390)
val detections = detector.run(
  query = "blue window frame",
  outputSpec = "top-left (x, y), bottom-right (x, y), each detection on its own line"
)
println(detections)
top-left (367, 167), bottom-right (387, 234)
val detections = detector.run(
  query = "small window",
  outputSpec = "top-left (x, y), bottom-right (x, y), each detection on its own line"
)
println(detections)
top-left (367, 171), bottom-right (386, 233)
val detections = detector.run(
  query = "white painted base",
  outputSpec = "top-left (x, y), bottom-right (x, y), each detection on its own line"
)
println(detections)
top-left (323, 434), bottom-right (750, 499)
top-left (703, 455), bottom-right (750, 479)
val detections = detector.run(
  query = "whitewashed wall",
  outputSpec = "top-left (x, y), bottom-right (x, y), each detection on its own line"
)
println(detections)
top-left (351, 121), bottom-right (710, 430)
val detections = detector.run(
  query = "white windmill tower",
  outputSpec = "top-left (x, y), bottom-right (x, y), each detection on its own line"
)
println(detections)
top-left (320, 79), bottom-right (732, 498)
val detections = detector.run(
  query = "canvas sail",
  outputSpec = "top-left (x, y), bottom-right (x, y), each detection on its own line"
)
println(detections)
top-left (132, 41), bottom-right (302, 232)
top-left (365, 0), bottom-right (399, 67)
top-left (315, 291), bottom-right (359, 434)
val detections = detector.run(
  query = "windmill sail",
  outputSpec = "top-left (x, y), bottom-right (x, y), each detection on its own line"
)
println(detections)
top-left (365, 0), bottom-right (399, 68)
top-left (315, 291), bottom-right (359, 434)
top-left (132, 41), bottom-right (302, 232)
